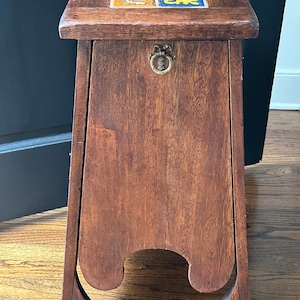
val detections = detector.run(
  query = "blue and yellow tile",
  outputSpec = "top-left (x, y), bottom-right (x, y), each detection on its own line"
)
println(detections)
top-left (159, 0), bottom-right (206, 7)
top-left (111, 0), bottom-right (155, 7)
top-left (111, 0), bottom-right (207, 7)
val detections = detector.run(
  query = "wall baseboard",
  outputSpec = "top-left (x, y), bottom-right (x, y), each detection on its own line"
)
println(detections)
top-left (270, 103), bottom-right (300, 110)
top-left (270, 72), bottom-right (300, 110)
top-left (0, 132), bottom-right (72, 154)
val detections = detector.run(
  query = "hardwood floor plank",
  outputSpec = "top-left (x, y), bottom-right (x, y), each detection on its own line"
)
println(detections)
top-left (0, 209), bottom-right (66, 299)
top-left (262, 110), bottom-right (300, 163)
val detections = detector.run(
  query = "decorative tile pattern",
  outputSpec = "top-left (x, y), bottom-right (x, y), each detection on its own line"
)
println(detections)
top-left (111, 0), bottom-right (207, 8)
top-left (159, 0), bottom-right (206, 7)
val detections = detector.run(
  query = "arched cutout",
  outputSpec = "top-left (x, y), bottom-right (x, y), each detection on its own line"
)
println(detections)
top-left (76, 249), bottom-right (236, 299)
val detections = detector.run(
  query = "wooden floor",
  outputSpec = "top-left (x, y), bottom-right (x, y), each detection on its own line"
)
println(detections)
top-left (0, 110), bottom-right (299, 299)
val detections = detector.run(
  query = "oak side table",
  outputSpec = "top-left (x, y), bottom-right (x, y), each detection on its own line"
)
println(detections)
top-left (59, 1), bottom-right (258, 299)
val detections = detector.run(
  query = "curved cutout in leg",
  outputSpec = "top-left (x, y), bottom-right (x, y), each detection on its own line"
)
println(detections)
top-left (77, 249), bottom-right (237, 299)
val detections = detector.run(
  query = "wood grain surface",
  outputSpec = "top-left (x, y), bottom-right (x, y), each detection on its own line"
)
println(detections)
top-left (58, 1), bottom-right (259, 296)
top-left (225, 40), bottom-right (248, 300)
top-left (0, 110), bottom-right (299, 299)
top-left (79, 40), bottom-right (234, 293)
top-left (59, 0), bottom-right (258, 40)
top-left (62, 40), bottom-right (92, 300)
top-left (246, 111), bottom-right (300, 300)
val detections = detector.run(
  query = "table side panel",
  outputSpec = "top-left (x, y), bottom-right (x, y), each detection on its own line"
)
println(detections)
top-left (78, 40), bottom-right (235, 293)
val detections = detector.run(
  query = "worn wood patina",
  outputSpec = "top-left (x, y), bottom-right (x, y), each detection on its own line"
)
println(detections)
top-left (59, 1), bottom-right (258, 299)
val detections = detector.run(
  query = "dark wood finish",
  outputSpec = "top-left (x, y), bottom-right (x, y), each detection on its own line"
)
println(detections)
top-left (225, 40), bottom-right (248, 300)
top-left (59, 1), bottom-right (258, 298)
top-left (62, 40), bottom-right (92, 300)
top-left (79, 40), bottom-right (234, 293)
top-left (59, 0), bottom-right (258, 41)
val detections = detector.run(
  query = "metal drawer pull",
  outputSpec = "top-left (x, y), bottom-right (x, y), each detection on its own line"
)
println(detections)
top-left (149, 44), bottom-right (175, 75)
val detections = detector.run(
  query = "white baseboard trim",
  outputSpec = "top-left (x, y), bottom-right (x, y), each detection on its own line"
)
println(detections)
top-left (269, 102), bottom-right (300, 110)
top-left (270, 72), bottom-right (300, 110)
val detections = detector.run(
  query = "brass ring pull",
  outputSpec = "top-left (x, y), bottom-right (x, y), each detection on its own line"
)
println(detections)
top-left (149, 45), bottom-right (175, 75)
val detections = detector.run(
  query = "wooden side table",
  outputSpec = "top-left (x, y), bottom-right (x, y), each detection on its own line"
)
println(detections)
top-left (59, 1), bottom-right (258, 299)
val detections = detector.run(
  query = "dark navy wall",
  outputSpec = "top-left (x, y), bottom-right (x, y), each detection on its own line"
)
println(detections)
top-left (243, 0), bottom-right (286, 165)
top-left (0, 0), bottom-right (76, 221)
